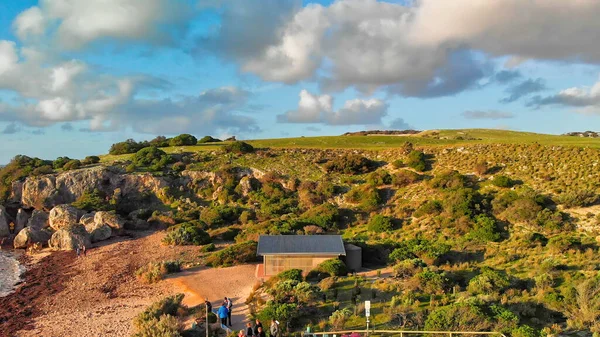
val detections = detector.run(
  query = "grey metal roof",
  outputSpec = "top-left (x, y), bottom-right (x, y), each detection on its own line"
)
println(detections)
top-left (257, 235), bottom-right (346, 256)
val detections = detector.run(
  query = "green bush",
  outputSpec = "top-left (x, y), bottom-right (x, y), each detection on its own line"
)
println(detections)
top-left (277, 269), bottom-right (304, 282)
top-left (300, 203), bottom-right (340, 230)
top-left (430, 170), bottom-right (469, 190)
top-left (109, 139), bottom-right (148, 155)
top-left (201, 243), bottom-right (216, 252)
top-left (200, 205), bottom-right (240, 228)
top-left (406, 150), bottom-right (427, 172)
top-left (169, 134), bottom-right (197, 146)
top-left (62, 159), bottom-right (81, 171)
top-left (162, 223), bottom-right (211, 246)
top-left (557, 190), bottom-right (598, 208)
top-left (547, 235), bottom-right (581, 253)
top-left (468, 267), bottom-right (510, 295)
top-left (222, 141), bottom-right (254, 154)
top-left (32, 165), bottom-right (54, 176)
top-left (492, 175), bottom-right (516, 188)
top-left (132, 147), bottom-right (173, 171)
top-left (367, 215), bottom-right (394, 233)
top-left (366, 170), bottom-right (392, 186)
top-left (389, 245), bottom-right (416, 263)
top-left (323, 154), bottom-right (374, 174)
top-left (71, 189), bottom-right (113, 211)
top-left (511, 325), bottom-right (539, 337)
top-left (134, 294), bottom-right (184, 330)
top-left (198, 136), bottom-right (222, 143)
top-left (425, 301), bottom-right (493, 331)
top-left (415, 268), bottom-right (450, 294)
top-left (136, 261), bottom-right (182, 284)
top-left (206, 241), bottom-right (258, 267)
top-left (469, 214), bottom-right (501, 242)
top-left (414, 200), bottom-right (443, 217)
top-left (315, 259), bottom-right (347, 277)
top-left (391, 170), bottom-right (422, 187)
top-left (149, 136), bottom-right (170, 147)
top-left (258, 301), bottom-right (299, 324)
top-left (53, 156), bottom-right (72, 169)
top-left (133, 314), bottom-right (181, 337)
top-left (0, 155), bottom-right (53, 201)
top-left (345, 185), bottom-right (382, 211)
top-left (82, 156), bottom-right (100, 165)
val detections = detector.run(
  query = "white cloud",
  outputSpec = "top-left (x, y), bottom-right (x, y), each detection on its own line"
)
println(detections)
top-left (12, 7), bottom-right (46, 41)
top-left (278, 90), bottom-right (388, 125)
top-left (0, 41), bottom-right (18, 75)
top-left (528, 76), bottom-right (600, 113)
top-left (462, 110), bottom-right (515, 120)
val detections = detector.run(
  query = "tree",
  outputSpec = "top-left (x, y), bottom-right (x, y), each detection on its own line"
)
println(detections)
top-left (169, 134), bottom-right (197, 146)
top-left (222, 141), bottom-right (255, 154)
top-left (406, 150), bottom-right (427, 172)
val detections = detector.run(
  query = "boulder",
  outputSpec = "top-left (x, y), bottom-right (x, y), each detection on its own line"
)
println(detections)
top-left (49, 224), bottom-right (91, 251)
top-left (237, 176), bottom-right (258, 197)
top-left (125, 218), bottom-right (150, 230)
top-left (90, 224), bottom-right (112, 243)
top-left (80, 212), bottom-right (97, 232)
top-left (94, 211), bottom-right (124, 231)
top-left (0, 206), bottom-right (10, 237)
top-left (14, 209), bottom-right (30, 234)
top-left (13, 227), bottom-right (53, 249)
top-left (28, 210), bottom-right (49, 230)
top-left (49, 205), bottom-right (84, 230)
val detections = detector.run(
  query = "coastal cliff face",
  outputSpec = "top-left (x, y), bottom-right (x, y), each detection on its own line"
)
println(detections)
top-left (19, 166), bottom-right (173, 211)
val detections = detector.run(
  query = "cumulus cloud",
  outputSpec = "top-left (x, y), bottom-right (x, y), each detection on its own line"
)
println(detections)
top-left (201, 0), bottom-right (600, 98)
top-left (528, 77), bottom-right (600, 113)
top-left (462, 110), bottom-right (515, 120)
top-left (13, 0), bottom-right (193, 49)
top-left (277, 90), bottom-right (388, 125)
top-left (500, 78), bottom-right (547, 103)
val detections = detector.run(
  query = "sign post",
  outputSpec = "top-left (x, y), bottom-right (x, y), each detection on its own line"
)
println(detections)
top-left (365, 301), bottom-right (371, 337)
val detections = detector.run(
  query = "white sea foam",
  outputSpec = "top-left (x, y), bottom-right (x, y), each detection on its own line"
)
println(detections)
top-left (0, 251), bottom-right (24, 297)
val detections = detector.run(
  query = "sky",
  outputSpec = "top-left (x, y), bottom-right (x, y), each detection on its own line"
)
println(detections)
top-left (2, 0), bottom-right (600, 163)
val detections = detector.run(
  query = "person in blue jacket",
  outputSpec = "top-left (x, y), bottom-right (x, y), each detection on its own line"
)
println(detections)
top-left (218, 303), bottom-right (229, 326)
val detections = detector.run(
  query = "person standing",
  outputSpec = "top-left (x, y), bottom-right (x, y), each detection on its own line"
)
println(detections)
top-left (217, 303), bottom-right (229, 326)
top-left (253, 319), bottom-right (263, 336)
top-left (246, 322), bottom-right (254, 337)
top-left (257, 327), bottom-right (266, 337)
top-left (269, 319), bottom-right (279, 337)
top-left (226, 297), bottom-right (233, 326)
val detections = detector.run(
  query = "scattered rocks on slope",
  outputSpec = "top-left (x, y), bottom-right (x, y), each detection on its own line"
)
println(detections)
top-left (49, 205), bottom-right (84, 231)
top-left (28, 210), bottom-right (49, 230)
top-left (94, 211), bottom-right (124, 231)
top-left (80, 212), bottom-right (97, 231)
top-left (14, 209), bottom-right (30, 234)
top-left (89, 224), bottom-right (112, 243)
top-left (0, 206), bottom-right (10, 237)
top-left (13, 227), bottom-right (53, 249)
top-left (49, 224), bottom-right (91, 251)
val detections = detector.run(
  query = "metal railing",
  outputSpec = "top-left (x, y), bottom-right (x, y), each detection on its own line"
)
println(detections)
top-left (304, 330), bottom-right (507, 337)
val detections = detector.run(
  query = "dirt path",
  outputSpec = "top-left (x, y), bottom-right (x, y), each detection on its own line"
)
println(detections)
top-left (167, 264), bottom-right (259, 332)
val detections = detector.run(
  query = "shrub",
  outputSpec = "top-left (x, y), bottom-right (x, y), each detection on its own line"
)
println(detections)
top-left (277, 269), bottom-right (304, 282)
top-left (414, 200), bottom-right (443, 217)
top-left (366, 170), bottom-right (392, 186)
top-left (511, 325), bottom-right (539, 337)
top-left (206, 241), bottom-right (258, 267)
top-left (389, 245), bottom-right (415, 263)
top-left (367, 215), bottom-right (394, 233)
top-left (198, 136), bottom-right (222, 143)
top-left (169, 134), bottom-right (197, 146)
top-left (415, 268), bottom-right (450, 294)
top-left (149, 136), bottom-right (170, 147)
top-left (136, 261), bottom-right (182, 284)
top-left (201, 243), bottom-right (216, 252)
top-left (109, 139), bottom-right (148, 155)
top-left (557, 190), bottom-right (598, 208)
top-left (323, 154), bottom-right (375, 174)
top-left (329, 308), bottom-right (352, 330)
top-left (258, 301), bottom-right (299, 324)
top-left (133, 314), bottom-right (181, 337)
top-left (391, 170), bottom-right (422, 187)
top-left (71, 189), bottom-right (113, 211)
top-left (300, 203), bottom-right (340, 230)
top-left (492, 175), bottom-right (515, 188)
top-left (392, 259), bottom-right (426, 278)
top-left (345, 185), bottom-right (382, 211)
top-left (469, 214), bottom-right (501, 242)
top-left (392, 159), bottom-right (404, 168)
top-left (468, 267), bottom-right (510, 295)
top-left (171, 162), bottom-right (186, 172)
top-left (53, 156), bottom-right (72, 169)
top-left (430, 170), bottom-right (469, 190)
top-left (406, 150), bottom-right (427, 172)
top-left (222, 141), bottom-right (254, 154)
top-left (547, 235), bottom-right (581, 253)
top-left (474, 161), bottom-right (488, 175)
top-left (0, 155), bottom-right (52, 201)
top-left (133, 294), bottom-right (184, 330)
top-left (32, 165), bottom-right (54, 176)
top-left (315, 259), bottom-right (347, 277)
top-left (200, 205), bottom-right (240, 228)
top-left (63, 159), bottom-right (82, 171)
top-left (133, 147), bottom-right (168, 166)
top-left (162, 223), bottom-right (211, 246)
top-left (425, 301), bottom-right (493, 331)
top-left (82, 156), bottom-right (100, 165)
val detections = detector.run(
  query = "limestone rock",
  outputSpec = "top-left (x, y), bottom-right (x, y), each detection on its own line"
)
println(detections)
top-left (237, 176), bottom-right (258, 197)
top-left (81, 212), bottom-right (97, 232)
top-left (90, 224), bottom-right (112, 243)
top-left (0, 206), bottom-right (10, 237)
top-left (49, 224), bottom-right (91, 251)
top-left (14, 209), bottom-right (30, 234)
top-left (27, 210), bottom-right (49, 230)
top-left (13, 227), bottom-right (53, 249)
top-left (94, 211), bottom-right (124, 230)
top-left (49, 205), bottom-right (84, 230)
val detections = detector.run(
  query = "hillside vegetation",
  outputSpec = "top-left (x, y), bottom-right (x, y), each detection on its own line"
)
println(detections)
top-left (1, 129), bottom-right (600, 336)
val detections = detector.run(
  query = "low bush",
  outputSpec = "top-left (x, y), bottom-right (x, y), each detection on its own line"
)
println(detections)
top-left (391, 170), bottom-right (422, 187)
top-left (392, 159), bottom-right (404, 168)
top-left (367, 215), bottom-right (394, 233)
top-left (109, 139), bottom-right (148, 155)
top-left (469, 214), bottom-right (501, 242)
top-left (206, 241), bottom-right (258, 267)
top-left (198, 136), bottom-right (222, 143)
top-left (557, 190), bottom-right (598, 208)
top-left (300, 203), bottom-right (340, 231)
top-left (316, 259), bottom-right (348, 277)
top-left (468, 267), bottom-right (510, 295)
top-left (366, 170), bottom-right (392, 186)
top-left (492, 175), bottom-right (516, 188)
top-left (71, 189), bottom-right (113, 211)
top-left (200, 243), bottom-right (216, 252)
top-left (414, 200), bottom-right (443, 217)
top-left (62, 159), bottom-right (82, 171)
top-left (345, 185), bottom-right (382, 212)
top-left (430, 170), bottom-right (469, 190)
top-left (162, 223), bottom-right (211, 246)
top-left (133, 314), bottom-right (181, 337)
top-left (277, 269), bottom-right (304, 282)
top-left (136, 261), bottom-right (183, 284)
top-left (415, 268), bottom-right (450, 294)
top-left (169, 134), bottom-right (197, 146)
top-left (406, 150), bottom-right (427, 172)
top-left (53, 156), bottom-right (72, 169)
top-left (82, 156), bottom-right (101, 165)
top-left (222, 141), bottom-right (254, 154)
top-left (133, 147), bottom-right (172, 170)
top-left (200, 205), bottom-right (241, 228)
top-left (425, 301), bottom-right (493, 331)
top-left (133, 294), bottom-right (184, 330)
top-left (547, 235), bottom-right (581, 253)
top-left (323, 154), bottom-right (375, 174)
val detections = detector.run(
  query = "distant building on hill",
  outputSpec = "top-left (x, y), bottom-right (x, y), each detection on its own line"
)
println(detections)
top-left (257, 235), bottom-right (357, 277)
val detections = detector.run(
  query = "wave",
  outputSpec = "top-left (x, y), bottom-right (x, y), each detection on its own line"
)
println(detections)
top-left (0, 251), bottom-right (25, 297)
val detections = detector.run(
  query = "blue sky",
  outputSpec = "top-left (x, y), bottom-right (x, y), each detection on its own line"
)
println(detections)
top-left (1, 0), bottom-right (600, 163)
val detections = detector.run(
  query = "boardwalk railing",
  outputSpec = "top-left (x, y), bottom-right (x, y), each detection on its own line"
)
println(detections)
top-left (304, 330), bottom-right (507, 337)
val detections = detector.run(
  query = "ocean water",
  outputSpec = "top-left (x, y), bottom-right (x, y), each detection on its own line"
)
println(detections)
top-left (0, 251), bottom-right (24, 297)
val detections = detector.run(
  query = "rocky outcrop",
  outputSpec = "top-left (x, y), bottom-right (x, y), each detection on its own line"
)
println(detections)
top-left (89, 224), bottom-right (112, 243)
top-left (0, 206), bottom-right (10, 237)
top-left (49, 224), bottom-right (91, 251)
top-left (94, 211), bottom-right (124, 230)
top-left (49, 205), bottom-right (84, 231)
top-left (20, 166), bottom-right (171, 211)
top-left (237, 176), bottom-right (259, 197)
top-left (13, 227), bottom-right (53, 249)
top-left (28, 210), bottom-right (49, 230)
top-left (14, 209), bottom-right (30, 233)
top-left (80, 212), bottom-right (96, 230)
